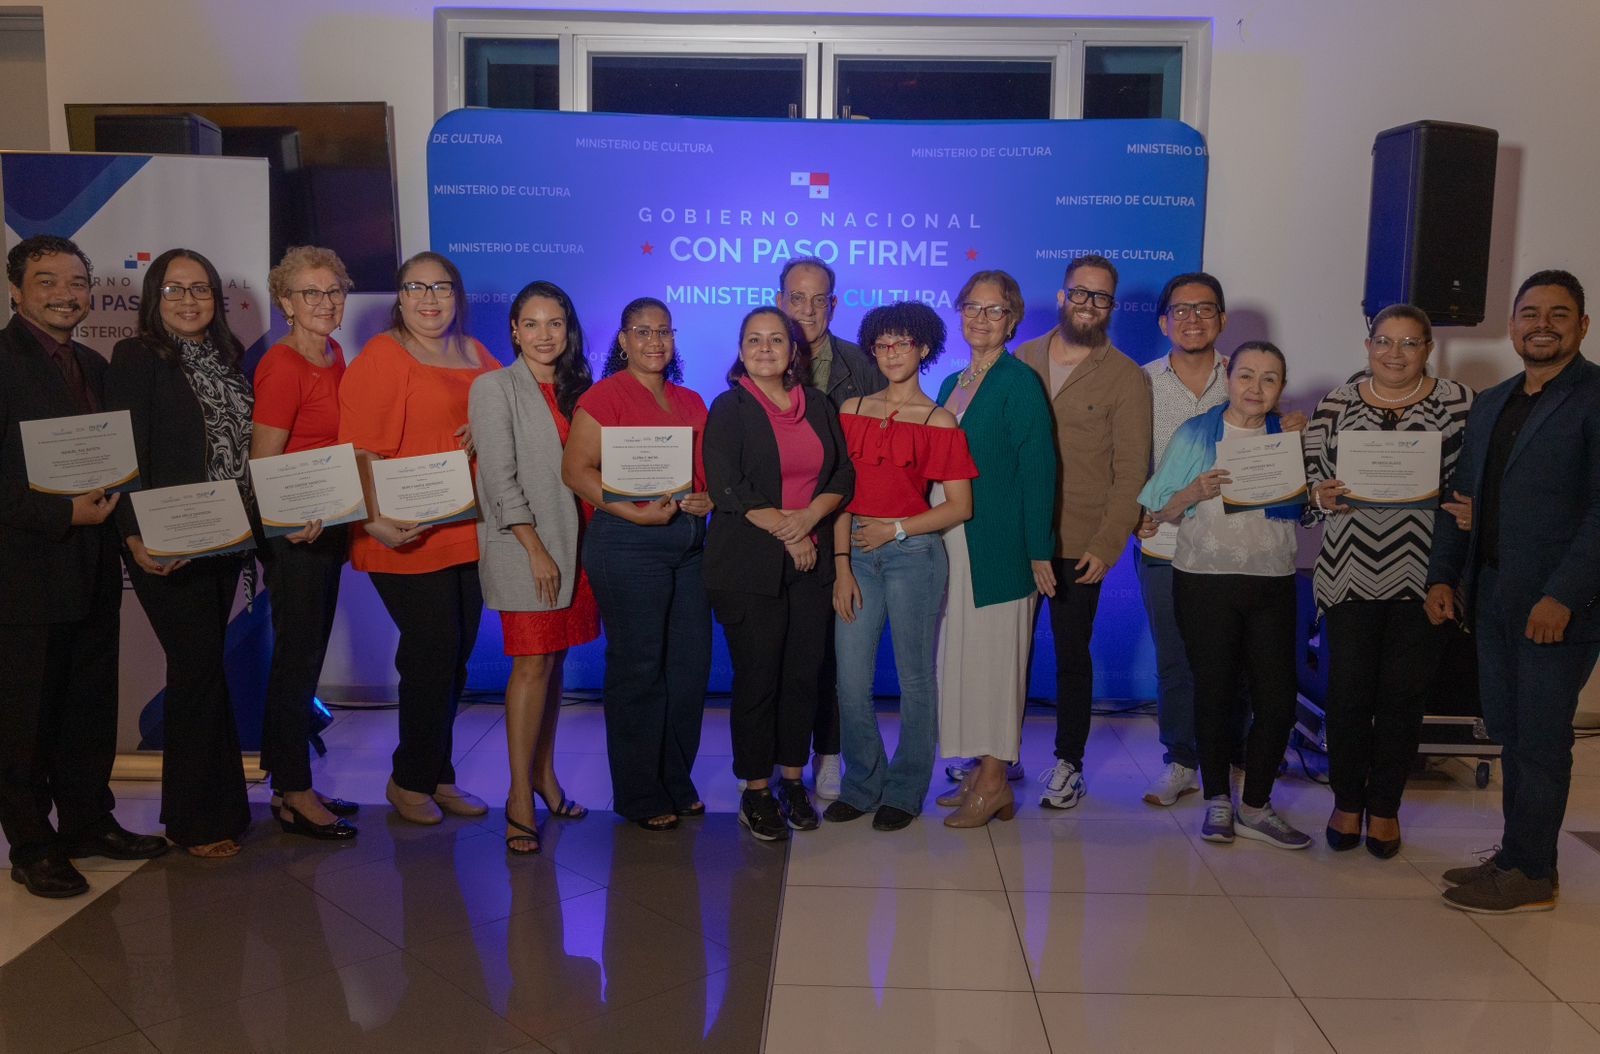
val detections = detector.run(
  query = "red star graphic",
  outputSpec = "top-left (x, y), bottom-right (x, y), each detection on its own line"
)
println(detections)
top-left (240, 301), bottom-right (250, 310)
top-left (641, 242), bottom-right (654, 255)
top-left (965, 248), bottom-right (978, 261)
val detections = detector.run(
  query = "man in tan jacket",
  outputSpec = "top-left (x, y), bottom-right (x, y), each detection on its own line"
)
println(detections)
top-left (1017, 254), bottom-right (1152, 808)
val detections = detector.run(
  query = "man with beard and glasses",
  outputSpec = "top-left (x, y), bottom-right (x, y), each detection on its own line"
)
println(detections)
top-left (1426, 269), bottom-right (1600, 914)
top-left (1017, 255), bottom-right (1151, 809)
top-left (0, 235), bottom-right (169, 898)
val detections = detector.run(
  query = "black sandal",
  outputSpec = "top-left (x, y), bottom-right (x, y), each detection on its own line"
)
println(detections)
top-left (637, 814), bottom-right (680, 832)
top-left (504, 800), bottom-right (540, 855)
top-left (677, 801), bottom-right (706, 817)
top-left (536, 786), bottom-right (589, 820)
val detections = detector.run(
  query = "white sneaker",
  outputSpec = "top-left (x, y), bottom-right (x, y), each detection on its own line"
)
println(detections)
top-left (1143, 761), bottom-right (1200, 806)
top-left (813, 754), bottom-right (842, 801)
top-left (1038, 759), bottom-right (1086, 810)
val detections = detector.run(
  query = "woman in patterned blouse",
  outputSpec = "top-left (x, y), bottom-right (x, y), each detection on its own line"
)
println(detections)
top-left (1303, 303), bottom-right (1474, 858)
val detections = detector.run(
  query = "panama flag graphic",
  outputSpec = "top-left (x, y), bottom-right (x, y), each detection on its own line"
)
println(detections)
top-left (789, 171), bottom-right (830, 198)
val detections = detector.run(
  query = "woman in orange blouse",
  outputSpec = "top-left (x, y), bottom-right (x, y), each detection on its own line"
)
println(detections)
top-left (338, 251), bottom-right (497, 825)
top-left (252, 245), bottom-right (357, 840)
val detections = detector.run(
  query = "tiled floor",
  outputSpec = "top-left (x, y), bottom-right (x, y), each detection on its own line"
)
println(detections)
top-left (5, 703), bottom-right (1600, 1053)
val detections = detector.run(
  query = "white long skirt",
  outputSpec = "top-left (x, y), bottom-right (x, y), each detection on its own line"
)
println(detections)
top-left (935, 509), bottom-right (1036, 764)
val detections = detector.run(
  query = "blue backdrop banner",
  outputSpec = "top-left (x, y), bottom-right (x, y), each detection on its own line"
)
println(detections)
top-left (429, 109), bottom-right (1209, 701)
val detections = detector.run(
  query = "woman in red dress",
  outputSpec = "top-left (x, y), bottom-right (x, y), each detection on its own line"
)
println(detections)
top-left (469, 281), bottom-right (599, 853)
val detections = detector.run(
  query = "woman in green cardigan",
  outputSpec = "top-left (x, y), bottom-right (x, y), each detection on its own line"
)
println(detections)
top-left (934, 270), bottom-right (1059, 827)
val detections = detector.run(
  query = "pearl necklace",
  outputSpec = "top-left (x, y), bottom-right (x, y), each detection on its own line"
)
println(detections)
top-left (1366, 376), bottom-right (1424, 405)
top-left (959, 348), bottom-right (1007, 388)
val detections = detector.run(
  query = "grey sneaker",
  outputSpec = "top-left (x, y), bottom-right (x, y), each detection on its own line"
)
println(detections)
top-left (1200, 795), bottom-right (1235, 843)
top-left (1234, 803), bottom-right (1312, 850)
top-left (1442, 866), bottom-right (1555, 914)
top-left (947, 757), bottom-right (1024, 783)
top-left (1442, 848), bottom-right (1501, 887)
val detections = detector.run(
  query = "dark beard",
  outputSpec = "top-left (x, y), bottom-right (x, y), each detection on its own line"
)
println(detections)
top-left (1058, 303), bottom-right (1110, 347)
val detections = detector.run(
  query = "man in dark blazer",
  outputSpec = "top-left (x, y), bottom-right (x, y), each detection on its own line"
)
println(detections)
top-left (1426, 269), bottom-right (1600, 914)
top-left (1, 235), bottom-right (167, 898)
top-left (778, 256), bottom-right (885, 800)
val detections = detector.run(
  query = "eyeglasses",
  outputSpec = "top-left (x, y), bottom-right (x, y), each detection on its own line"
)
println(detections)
top-left (785, 292), bottom-right (832, 311)
top-left (293, 287), bottom-right (348, 306)
top-left (960, 302), bottom-right (1011, 321)
top-left (400, 281), bottom-right (455, 299)
top-left (1167, 302), bottom-right (1221, 321)
top-left (629, 326), bottom-right (677, 342)
top-left (1064, 286), bottom-right (1115, 309)
top-left (1369, 336), bottom-right (1431, 351)
top-left (872, 338), bottom-right (917, 356)
top-left (159, 283), bottom-right (214, 301)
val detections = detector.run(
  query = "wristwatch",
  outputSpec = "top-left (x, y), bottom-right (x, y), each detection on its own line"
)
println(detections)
top-left (893, 520), bottom-right (908, 542)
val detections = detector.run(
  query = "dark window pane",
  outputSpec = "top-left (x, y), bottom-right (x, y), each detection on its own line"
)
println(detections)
top-left (836, 59), bottom-right (1051, 120)
top-left (1083, 45), bottom-right (1182, 120)
top-left (589, 55), bottom-right (803, 118)
top-left (464, 38), bottom-right (559, 110)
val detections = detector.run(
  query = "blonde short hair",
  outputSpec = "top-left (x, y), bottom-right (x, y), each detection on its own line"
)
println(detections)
top-left (267, 245), bottom-right (352, 316)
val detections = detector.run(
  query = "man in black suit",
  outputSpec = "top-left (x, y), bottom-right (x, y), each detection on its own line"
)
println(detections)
top-left (778, 257), bottom-right (885, 800)
top-left (1426, 269), bottom-right (1600, 914)
top-left (1, 234), bottom-right (167, 898)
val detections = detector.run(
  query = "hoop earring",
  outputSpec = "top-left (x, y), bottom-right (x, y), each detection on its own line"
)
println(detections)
top-left (620, 349), bottom-right (628, 362)
top-left (285, 315), bottom-right (295, 329)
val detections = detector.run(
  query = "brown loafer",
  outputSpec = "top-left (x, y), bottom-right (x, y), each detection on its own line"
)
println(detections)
top-left (386, 777), bottom-right (443, 825)
top-left (432, 783), bottom-right (488, 817)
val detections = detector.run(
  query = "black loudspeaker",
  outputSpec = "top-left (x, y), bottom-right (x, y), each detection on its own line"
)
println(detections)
top-left (1363, 120), bottom-right (1498, 327)
top-left (93, 113), bottom-right (222, 156)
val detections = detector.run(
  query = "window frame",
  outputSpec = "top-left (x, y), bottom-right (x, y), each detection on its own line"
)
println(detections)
top-left (434, 10), bottom-right (1211, 131)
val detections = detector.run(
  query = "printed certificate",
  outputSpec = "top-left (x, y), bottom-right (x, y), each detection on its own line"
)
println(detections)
top-left (130, 481), bottom-right (255, 563)
top-left (1217, 431), bottom-right (1307, 513)
top-left (19, 410), bottom-right (139, 495)
top-left (249, 443), bottom-right (366, 537)
top-left (1139, 520), bottom-right (1179, 561)
top-left (1336, 430), bottom-right (1443, 509)
top-left (370, 449), bottom-right (478, 526)
top-left (601, 426), bottom-right (693, 502)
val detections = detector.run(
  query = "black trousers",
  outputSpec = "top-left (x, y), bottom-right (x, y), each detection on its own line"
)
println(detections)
top-left (0, 564), bottom-right (120, 866)
top-left (369, 563), bottom-right (483, 794)
top-left (1323, 597), bottom-right (1447, 817)
top-left (125, 554), bottom-right (251, 847)
top-left (711, 564), bottom-right (832, 781)
top-left (1174, 571), bottom-right (1297, 807)
top-left (812, 628), bottom-right (841, 756)
top-left (1048, 561), bottom-right (1103, 766)
top-left (259, 528), bottom-right (348, 793)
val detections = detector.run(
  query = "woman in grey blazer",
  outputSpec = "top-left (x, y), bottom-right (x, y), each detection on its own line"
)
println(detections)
top-left (469, 280), bottom-right (598, 854)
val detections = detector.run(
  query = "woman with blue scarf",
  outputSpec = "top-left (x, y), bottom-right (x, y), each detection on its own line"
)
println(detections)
top-left (1137, 341), bottom-right (1310, 850)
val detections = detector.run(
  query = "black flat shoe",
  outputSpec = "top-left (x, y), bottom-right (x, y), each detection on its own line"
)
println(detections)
top-left (67, 822), bottom-right (170, 861)
top-left (677, 801), bottom-right (706, 817)
top-left (277, 803), bottom-right (357, 841)
top-left (272, 793), bottom-right (359, 817)
top-left (823, 800), bottom-right (866, 823)
top-left (637, 814), bottom-right (680, 832)
top-left (11, 856), bottom-right (88, 899)
top-left (872, 805), bottom-right (915, 831)
top-left (1366, 835), bottom-right (1402, 859)
top-left (1325, 827), bottom-right (1362, 851)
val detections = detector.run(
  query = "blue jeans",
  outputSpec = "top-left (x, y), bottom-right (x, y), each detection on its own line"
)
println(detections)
top-left (1475, 566), bottom-right (1600, 879)
top-left (834, 534), bottom-right (948, 815)
top-left (1138, 558), bottom-right (1199, 768)
top-left (585, 510), bottom-right (712, 821)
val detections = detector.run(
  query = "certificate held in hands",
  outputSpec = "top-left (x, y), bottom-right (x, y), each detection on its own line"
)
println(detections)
top-left (370, 448), bottom-right (478, 526)
top-left (250, 442), bottom-right (367, 537)
top-left (601, 426), bottom-right (692, 503)
top-left (1217, 430), bottom-right (1307, 513)
top-left (1336, 431), bottom-right (1442, 509)
top-left (130, 481), bottom-right (256, 563)
top-left (20, 409), bottom-right (139, 495)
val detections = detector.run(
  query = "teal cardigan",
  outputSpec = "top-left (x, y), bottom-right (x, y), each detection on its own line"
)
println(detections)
top-left (936, 353), bottom-right (1058, 607)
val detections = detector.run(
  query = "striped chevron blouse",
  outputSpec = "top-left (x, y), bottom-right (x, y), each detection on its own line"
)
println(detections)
top-left (1303, 376), bottom-right (1475, 613)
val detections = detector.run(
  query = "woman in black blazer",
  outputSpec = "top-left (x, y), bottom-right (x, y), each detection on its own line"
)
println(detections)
top-left (104, 248), bottom-right (253, 858)
top-left (703, 306), bottom-right (854, 843)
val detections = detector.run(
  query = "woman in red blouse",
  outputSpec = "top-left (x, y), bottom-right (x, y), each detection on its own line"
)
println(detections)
top-left (824, 301), bottom-right (975, 832)
top-left (339, 251), bottom-right (497, 826)
top-left (561, 297), bottom-right (714, 831)
top-left (251, 245), bottom-right (357, 840)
